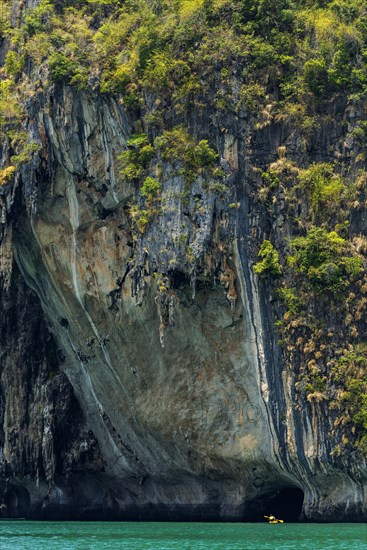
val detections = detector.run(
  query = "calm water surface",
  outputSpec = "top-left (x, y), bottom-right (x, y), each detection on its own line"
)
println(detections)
top-left (0, 521), bottom-right (365, 549)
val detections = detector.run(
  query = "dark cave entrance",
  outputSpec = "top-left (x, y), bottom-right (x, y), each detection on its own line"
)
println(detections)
top-left (248, 486), bottom-right (304, 522)
top-left (265, 487), bottom-right (304, 522)
top-left (2, 485), bottom-right (31, 517)
top-left (169, 270), bottom-right (191, 290)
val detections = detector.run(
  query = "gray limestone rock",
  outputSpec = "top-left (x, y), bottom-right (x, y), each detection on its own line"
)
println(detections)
top-left (0, 83), bottom-right (365, 521)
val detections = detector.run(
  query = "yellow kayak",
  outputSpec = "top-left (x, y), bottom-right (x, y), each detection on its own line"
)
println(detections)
top-left (264, 515), bottom-right (284, 524)
top-left (269, 519), bottom-right (284, 524)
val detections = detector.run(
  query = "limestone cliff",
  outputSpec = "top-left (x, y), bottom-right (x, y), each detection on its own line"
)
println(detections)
top-left (0, 0), bottom-right (366, 522)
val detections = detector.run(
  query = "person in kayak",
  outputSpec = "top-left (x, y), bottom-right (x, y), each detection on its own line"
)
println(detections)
top-left (264, 514), bottom-right (284, 523)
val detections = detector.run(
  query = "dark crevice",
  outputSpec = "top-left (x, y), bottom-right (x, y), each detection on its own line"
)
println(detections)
top-left (109, 264), bottom-right (133, 310)
top-left (169, 270), bottom-right (191, 290)
top-left (265, 487), bottom-right (304, 522)
top-left (246, 486), bottom-right (304, 522)
top-left (2, 485), bottom-right (31, 518)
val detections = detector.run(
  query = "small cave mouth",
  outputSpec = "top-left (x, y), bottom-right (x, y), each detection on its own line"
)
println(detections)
top-left (265, 487), bottom-right (304, 522)
top-left (59, 317), bottom-right (69, 329)
top-left (2, 485), bottom-right (31, 518)
top-left (169, 270), bottom-right (191, 290)
top-left (249, 486), bottom-right (304, 523)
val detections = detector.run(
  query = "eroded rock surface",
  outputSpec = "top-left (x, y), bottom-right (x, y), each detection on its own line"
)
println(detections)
top-left (0, 81), bottom-right (365, 521)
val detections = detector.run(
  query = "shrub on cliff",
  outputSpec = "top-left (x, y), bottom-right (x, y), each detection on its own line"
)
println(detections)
top-left (303, 59), bottom-right (329, 97)
top-left (332, 345), bottom-right (367, 455)
top-left (0, 166), bottom-right (16, 186)
top-left (253, 241), bottom-right (282, 276)
top-left (297, 163), bottom-right (346, 211)
top-left (4, 51), bottom-right (25, 80)
top-left (140, 177), bottom-right (161, 201)
top-left (118, 134), bottom-right (153, 182)
top-left (154, 128), bottom-right (219, 182)
top-left (288, 227), bottom-right (363, 293)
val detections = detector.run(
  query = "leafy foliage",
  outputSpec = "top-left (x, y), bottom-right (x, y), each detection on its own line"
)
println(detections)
top-left (332, 345), bottom-right (367, 454)
top-left (140, 177), bottom-right (161, 200)
top-left (288, 227), bottom-right (363, 293)
top-left (119, 128), bottom-right (221, 233)
top-left (253, 241), bottom-right (282, 276)
top-left (4, 0), bottom-right (367, 116)
top-left (0, 166), bottom-right (16, 186)
top-left (297, 163), bottom-right (346, 211)
top-left (119, 134), bottom-right (153, 182)
top-left (154, 128), bottom-right (219, 182)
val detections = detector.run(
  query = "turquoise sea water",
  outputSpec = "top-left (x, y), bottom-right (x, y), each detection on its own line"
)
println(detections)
top-left (0, 521), bottom-right (366, 550)
top-left (0, 521), bottom-right (365, 549)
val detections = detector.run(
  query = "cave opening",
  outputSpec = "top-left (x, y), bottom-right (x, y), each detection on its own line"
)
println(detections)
top-left (3, 485), bottom-right (31, 517)
top-left (248, 486), bottom-right (304, 522)
top-left (169, 270), bottom-right (191, 290)
top-left (265, 487), bottom-right (304, 522)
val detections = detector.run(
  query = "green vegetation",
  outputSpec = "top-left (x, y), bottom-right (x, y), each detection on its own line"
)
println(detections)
top-left (331, 345), bottom-right (367, 454)
top-left (0, 166), bottom-right (16, 186)
top-left (140, 177), bottom-right (161, 200)
top-left (4, 51), bottom-right (25, 79)
top-left (253, 240), bottom-right (282, 276)
top-left (288, 227), bottom-right (363, 293)
top-left (0, 78), bottom-right (40, 170)
top-left (297, 163), bottom-right (346, 211)
top-left (119, 128), bottom-right (221, 233)
top-left (0, 0), bottom-right (366, 459)
top-left (274, 221), bottom-right (366, 454)
top-left (129, 205), bottom-right (152, 234)
top-left (119, 129), bottom-right (219, 185)
top-left (0, 0), bottom-right (11, 40)
top-left (119, 134), bottom-right (154, 182)
top-left (276, 286), bottom-right (303, 314)
top-left (154, 127), bottom-right (219, 183)
top-left (2, 0), bottom-right (367, 118)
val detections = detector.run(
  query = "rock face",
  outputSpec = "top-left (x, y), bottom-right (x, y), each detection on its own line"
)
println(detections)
top-left (0, 81), bottom-right (366, 521)
top-left (0, 264), bottom-right (104, 519)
